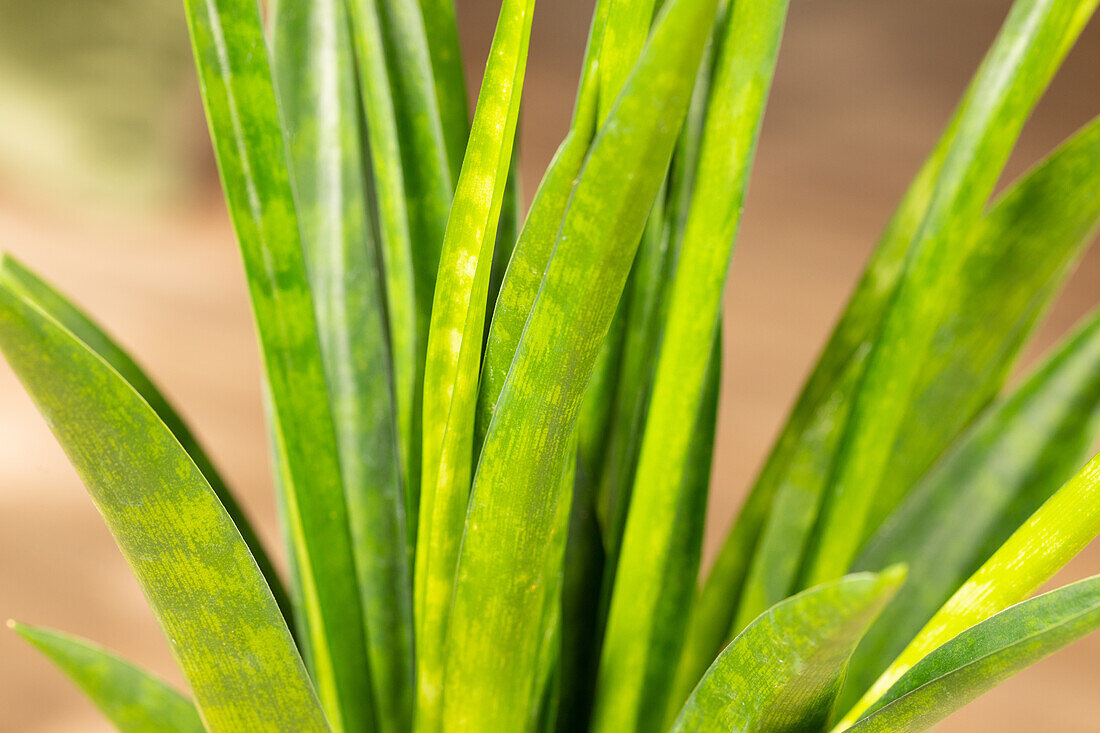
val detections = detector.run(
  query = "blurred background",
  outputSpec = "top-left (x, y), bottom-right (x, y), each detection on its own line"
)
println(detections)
top-left (0, 0), bottom-right (1097, 729)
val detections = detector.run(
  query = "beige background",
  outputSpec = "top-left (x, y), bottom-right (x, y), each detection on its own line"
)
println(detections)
top-left (1, 0), bottom-right (1098, 730)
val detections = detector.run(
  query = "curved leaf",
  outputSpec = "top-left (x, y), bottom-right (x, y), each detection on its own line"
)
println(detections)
top-left (739, 113), bottom-right (1100, 638)
top-left (802, 0), bottom-right (1099, 586)
top-left (0, 256), bottom-right (290, 624)
top-left (840, 448), bottom-right (1100, 725)
top-left (841, 307), bottom-right (1100, 711)
top-left (670, 568), bottom-right (905, 733)
top-left (847, 575), bottom-right (1100, 733)
top-left (11, 622), bottom-right (204, 733)
top-left (0, 267), bottom-right (328, 732)
top-left (441, 0), bottom-right (719, 727)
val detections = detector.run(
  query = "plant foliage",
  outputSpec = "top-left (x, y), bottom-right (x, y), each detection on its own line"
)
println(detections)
top-left (3, 0), bottom-right (1100, 731)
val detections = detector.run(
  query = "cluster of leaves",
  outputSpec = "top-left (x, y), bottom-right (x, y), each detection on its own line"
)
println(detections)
top-left (3, 0), bottom-right (1100, 731)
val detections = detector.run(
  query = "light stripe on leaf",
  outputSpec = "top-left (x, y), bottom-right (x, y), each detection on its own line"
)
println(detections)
top-left (846, 575), bottom-right (1100, 733)
top-left (414, 0), bottom-right (534, 728)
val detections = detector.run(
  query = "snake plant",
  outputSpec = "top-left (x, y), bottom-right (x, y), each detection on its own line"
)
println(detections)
top-left (3, 0), bottom-right (1100, 731)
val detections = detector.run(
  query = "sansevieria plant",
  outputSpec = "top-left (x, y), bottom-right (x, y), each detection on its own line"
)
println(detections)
top-left (3, 0), bottom-right (1100, 730)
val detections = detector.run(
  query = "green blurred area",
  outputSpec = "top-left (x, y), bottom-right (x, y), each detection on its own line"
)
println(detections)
top-left (0, 0), bottom-right (196, 204)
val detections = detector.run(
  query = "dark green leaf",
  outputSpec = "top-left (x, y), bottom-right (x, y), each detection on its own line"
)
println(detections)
top-left (271, 0), bottom-right (414, 729)
top-left (181, 0), bottom-right (373, 725)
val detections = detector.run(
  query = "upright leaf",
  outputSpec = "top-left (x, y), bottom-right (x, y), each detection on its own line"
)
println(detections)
top-left (841, 307), bottom-right (1100, 711)
top-left (597, 0), bottom-right (658, 122)
top-left (0, 256), bottom-right (289, 624)
top-left (375, 0), bottom-right (456, 341)
top-left (181, 0), bottom-right (372, 726)
top-left (11, 623), bottom-right (204, 733)
top-left (840, 449), bottom-right (1100, 725)
top-left (0, 275), bottom-right (328, 731)
top-left (594, 2), bottom-right (788, 729)
top-left (677, 84), bottom-right (963, 706)
top-left (847, 576), bottom-right (1100, 733)
top-left (670, 569), bottom-right (904, 733)
top-left (414, 0), bottom-right (533, 727)
top-left (344, 0), bottom-right (421, 517)
top-left (415, 0), bottom-right (469, 175)
top-left (801, 0), bottom-right (1099, 586)
top-left (442, 0), bottom-right (719, 726)
top-left (271, 0), bottom-right (414, 729)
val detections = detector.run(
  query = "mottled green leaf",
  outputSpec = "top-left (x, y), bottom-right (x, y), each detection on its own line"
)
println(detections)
top-left (841, 449), bottom-right (1100, 725)
top-left (802, 0), bottom-right (1099, 586)
top-left (442, 0), bottom-right (718, 726)
top-left (343, 0), bottom-right (421, 515)
top-left (11, 623), bottom-right (204, 733)
top-left (841, 307), bottom-right (1100, 712)
top-left (414, 0), bottom-right (533, 727)
top-left (181, 0), bottom-right (372, 726)
top-left (415, 0), bottom-right (468, 175)
top-left (846, 575), bottom-right (1100, 733)
top-left (0, 256), bottom-right (289, 625)
top-left (0, 267), bottom-right (328, 732)
top-left (271, 0), bottom-right (413, 729)
top-left (738, 113), bottom-right (1100, 637)
top-left (670, 568), bottom-right (905, 733)
top-left (594, 1), bottom-right (788, 729)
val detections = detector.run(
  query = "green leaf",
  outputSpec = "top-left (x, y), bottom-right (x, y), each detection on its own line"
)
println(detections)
top-left (343, 0), bottom-right (421, 517)
top-left (413, 0), bottom-right (533, 727)
top-left (0, 267), bottom-right (328, 732)
top-left (181, 0), bottom-right (372, 727)
top-left (801, 0), bottom-right (1099, 587)
top-left (846, 575), bottom-right (1100, 733)
top-left (594, 1), bottom-right (788, 729)
top-left (841, 306), bottom-right (1100, 712)
top-left (840, 449), bottom-right (1100, 725)
top-left (271, 0), bottom-right (413, 730)
top-left (677, 77), bottom-right (964, 709)
top-left (415, 0), bottom-right (469, 175)
top-left (12, 623), bottom-right (203, 733)
top-left (0, 256), bottom-right (290, 626)
top-left (594, 185), bottom-right (673, 561)
top-left (597, 0), bottom-right (658, 122)
top-left (737, 113), bottom-right (1100, 638)
top-left (442, 0), bottom-right (719, 726)
top-left (375, 0), bottom-right (457, 346)
top-left (670, 568), bottom-right (905, 733)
